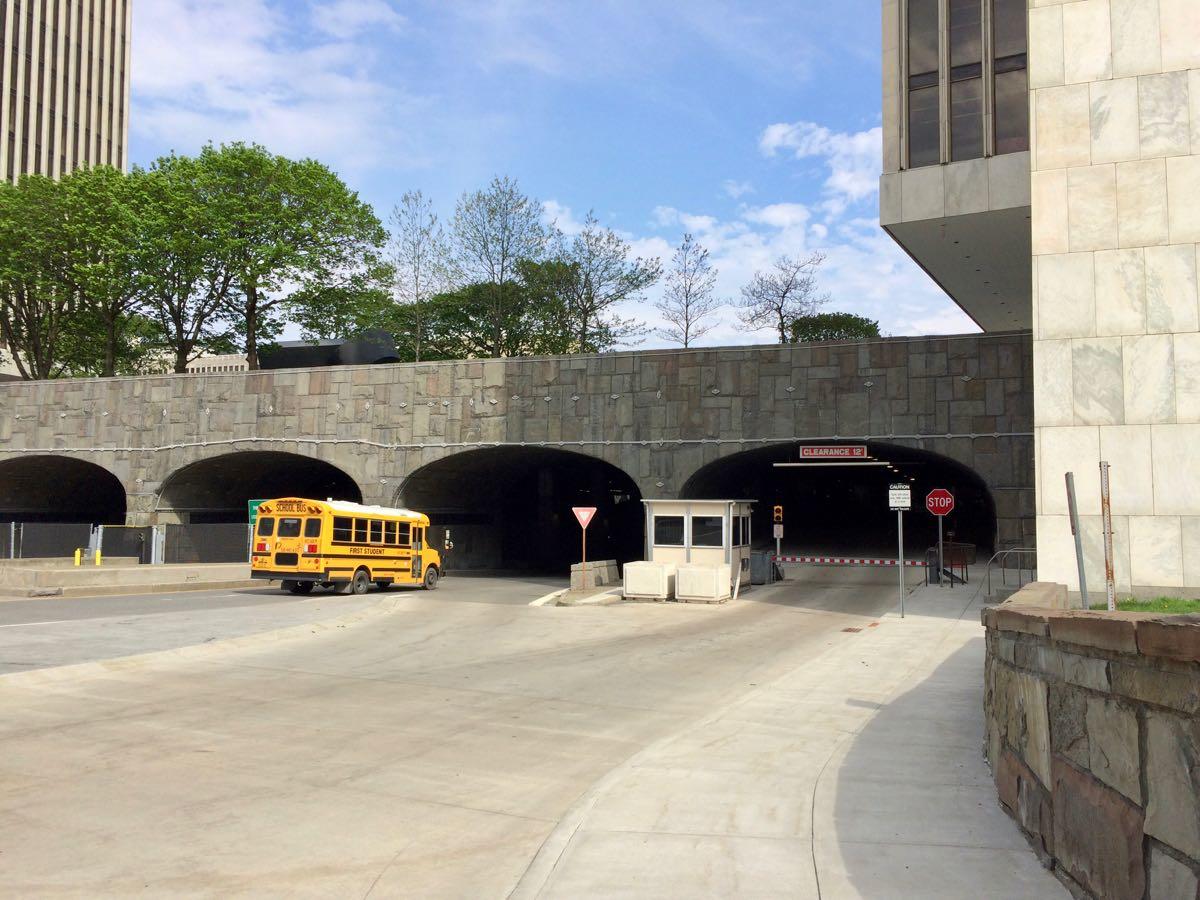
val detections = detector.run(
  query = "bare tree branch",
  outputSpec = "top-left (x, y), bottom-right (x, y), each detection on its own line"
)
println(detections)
top-left (737, 251), bottom-right (828, 343)
top-left (654, 233), bottom-right (722, 348)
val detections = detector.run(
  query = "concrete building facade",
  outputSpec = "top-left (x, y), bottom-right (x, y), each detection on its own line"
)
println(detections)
top-left (882, 0), bottom-right (1200, 596)
top-left (0, 0), bottom-right (132, 183)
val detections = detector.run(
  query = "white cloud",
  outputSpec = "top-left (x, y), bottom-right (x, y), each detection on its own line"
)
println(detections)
top-left (542, 199), bottom-right (588, 236)
top-left (311, 0), bottom-right (406, 40)
top-left (722, 179), bottom-right (754, 199)
top-left (131, 0), bottom-right (421, 174)
top-left (760, 121), bottom-right (882, 216)
top-left (742, 202), bottom-right (810, 230)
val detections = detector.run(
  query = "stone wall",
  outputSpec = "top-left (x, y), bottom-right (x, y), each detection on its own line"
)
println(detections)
top-left (0, 333), bottom-right (1034, 543)
top-left (1030, 1), bottom-right (1200, 596)
top-left (983, 584), bottom-right (1200, 898)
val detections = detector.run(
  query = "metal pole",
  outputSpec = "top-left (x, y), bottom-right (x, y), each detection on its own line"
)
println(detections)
top-left (898, 509), bottom-right (905, 618)
top-left (582, 526), bottom-right (587, 589)
top-left (1065, 472), bottom-right (1089, 609)
top-left (1100, 461), bottom-right (1116, 611)
top-left (937, 516), bottom-right (944, 587)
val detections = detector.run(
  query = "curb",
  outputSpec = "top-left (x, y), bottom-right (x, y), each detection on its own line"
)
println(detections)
top-left (0, 593), bottom-right (407, 690)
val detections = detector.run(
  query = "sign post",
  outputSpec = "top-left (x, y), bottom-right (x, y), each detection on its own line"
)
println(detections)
top-left (1099, 461), bottom-right (1116, 611)
top-left (889, 484), bottom-right (912, 617)
top-left (572, 507), bottom-right (597, 588)
top-left (925, 489), bottom-right (955, 586)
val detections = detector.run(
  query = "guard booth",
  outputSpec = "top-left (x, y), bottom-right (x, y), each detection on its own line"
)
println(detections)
top-left (628, 500), bottom-right (755, 601)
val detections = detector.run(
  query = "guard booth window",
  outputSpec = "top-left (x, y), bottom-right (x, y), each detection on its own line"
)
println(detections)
top-left (691, 516), bottom-right (723, 547)
top-left (653, 516), bottom-right (684, 546)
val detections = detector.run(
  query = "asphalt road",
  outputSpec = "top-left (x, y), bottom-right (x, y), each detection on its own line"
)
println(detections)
top-left (0, 572), bottom-right (901, 897)
top-left (0, 574), bottom-right (566, 675)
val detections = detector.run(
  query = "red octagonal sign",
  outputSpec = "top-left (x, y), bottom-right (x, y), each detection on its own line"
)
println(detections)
top-left (926, 488), bottom-right (955, 517)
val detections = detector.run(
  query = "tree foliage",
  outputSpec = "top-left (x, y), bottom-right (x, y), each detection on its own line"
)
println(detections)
top-left (654, 233), bottom-right (721, 348)
top-left (789, 311), bottom-right (880, 343)
top-left (737, 251), bottom-right (828, 343)
top-left (389, 190), bottom-right (456, 362)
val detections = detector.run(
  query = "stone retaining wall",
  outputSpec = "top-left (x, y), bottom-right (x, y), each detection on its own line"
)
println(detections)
top-left (983, 586), bottom-right (1200, 899)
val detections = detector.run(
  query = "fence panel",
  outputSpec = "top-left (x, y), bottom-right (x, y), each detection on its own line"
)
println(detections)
top-left (0, 523), bottom-right (14, 559)
top-left (99, 526), bottom-right (153, 564)
top-left (164, 523), bottom-right (251, 564)
top-left (19, 523), bottom-right (93, 559)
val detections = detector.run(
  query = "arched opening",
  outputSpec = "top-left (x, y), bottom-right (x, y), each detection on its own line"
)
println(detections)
top-left (158, 452), bottom-right (362, 524)
top-left (681, 441), bottom-right (996, 558)
top-left (397, 447), bottom-right (644, 573)
top-left (0, 455), bottom-right (126, 524)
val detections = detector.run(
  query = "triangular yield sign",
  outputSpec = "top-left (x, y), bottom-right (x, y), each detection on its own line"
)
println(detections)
top-left (572, 506), bottom-right (597, 529)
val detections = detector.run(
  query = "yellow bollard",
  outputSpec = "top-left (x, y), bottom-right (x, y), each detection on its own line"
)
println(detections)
top-left (94, 548), bottom-right (102, 566)
top-left (74, 548), bottom-right (82, 567)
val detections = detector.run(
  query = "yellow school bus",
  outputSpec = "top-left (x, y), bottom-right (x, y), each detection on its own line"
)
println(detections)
top-left (250, 498), bottom-right (442, 594)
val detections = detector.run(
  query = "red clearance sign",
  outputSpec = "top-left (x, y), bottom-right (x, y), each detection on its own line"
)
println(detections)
top-left (800, 445), bottom-right (867, 460)
top-left (926, 489), bottom-right (955, 516)
top-left (572, 507), bottom-right (597, 529)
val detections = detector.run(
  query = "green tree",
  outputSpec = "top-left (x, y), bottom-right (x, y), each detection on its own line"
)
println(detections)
top-left (138, 153), bottom-right (240, 373)
top-left (57, 166), bottom-right (162, 377)
top-left (654, 233), bottom-right (721, 348)
top-left (200, 143), bottom-right (388, 370)
top-left (738, 252), bottom-right (828, 343)
top-left (0, 176), bottom-right (74, 379)
top-left (546, 213), bottom-right (659, 352)
top-left (789, 312), bottom-right (881, 343)
top-left (389, 190), bottom-right (457, 362)
top-left (452, 176), bottom-right (549, 357)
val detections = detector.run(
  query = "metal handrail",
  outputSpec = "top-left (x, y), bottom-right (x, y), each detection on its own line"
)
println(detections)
top-left (984, 547), bottom-right (1038, 599)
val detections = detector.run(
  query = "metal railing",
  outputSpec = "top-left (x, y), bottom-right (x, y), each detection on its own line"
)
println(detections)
top-left (984, 547), bottom-right (1038, 599)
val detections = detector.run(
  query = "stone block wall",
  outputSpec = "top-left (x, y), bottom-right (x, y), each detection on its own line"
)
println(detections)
top-left (0, 333), bottom-right (1035, 544)
top-left (983, 585), bottom-right (1200, 898)
top-left (1030, 0), bottom-right (1200, 595)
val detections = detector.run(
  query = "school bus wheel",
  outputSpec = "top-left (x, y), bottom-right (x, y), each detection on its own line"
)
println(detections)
top-left (282, 580), bottom-right (313, 595)
top-left (423, 566), bottom-right (439, 591)
top-left (350, 568), bottom-right (372, 595)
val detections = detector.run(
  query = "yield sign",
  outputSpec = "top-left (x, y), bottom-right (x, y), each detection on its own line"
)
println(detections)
top-left (572, 507), bottom-right (597, 529)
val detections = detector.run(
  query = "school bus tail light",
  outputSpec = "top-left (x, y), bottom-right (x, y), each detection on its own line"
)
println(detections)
top-left (306, 543), bottom-right (318, 554)
top-left (255, 542), bottom-right (267, 553)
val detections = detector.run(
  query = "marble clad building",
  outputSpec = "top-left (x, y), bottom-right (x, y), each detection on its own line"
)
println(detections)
top-left (881, 0), bottom-right (1200, 596)
top-left (0, 0), bottom-right (133, 183)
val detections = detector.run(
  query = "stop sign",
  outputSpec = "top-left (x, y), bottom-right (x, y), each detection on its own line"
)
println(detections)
top-left (926, 489), bottom-right (955, 517)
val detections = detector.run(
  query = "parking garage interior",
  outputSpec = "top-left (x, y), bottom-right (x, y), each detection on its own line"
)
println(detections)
top-left (0, 456), bottom-right (127, 524)
top-left (156, 452), bottom-right (363, 523)
top-left (397, 447), bottom-right (644, 573)
top-left (682, 442), bottom-right (996, 560)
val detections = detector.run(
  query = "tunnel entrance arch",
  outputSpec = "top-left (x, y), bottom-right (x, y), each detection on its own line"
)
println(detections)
top-left (397, 447), bottom-right (644, 573)
top-left (0, 455), bottom-right (126, 524)
top-left (157, 452), bottom-right (362, 524)
top-left (681, 441), bottom-right (997, 558)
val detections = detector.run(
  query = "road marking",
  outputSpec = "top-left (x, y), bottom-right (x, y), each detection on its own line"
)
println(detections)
top-left (0, 619), bottom-right (77, 628)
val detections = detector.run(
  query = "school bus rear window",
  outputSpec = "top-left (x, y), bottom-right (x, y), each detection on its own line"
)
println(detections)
top-left (257, 517), bottom-right (275, 537)
top-left (278, 518), bottom-right (302, 538)
top-left (305, 519), bottom-right (321, 538)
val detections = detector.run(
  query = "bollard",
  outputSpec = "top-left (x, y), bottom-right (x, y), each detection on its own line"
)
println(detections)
top-left (74, 548), bottom-right (82, 567)
top-left (94, 548), bottom-right (102, 566)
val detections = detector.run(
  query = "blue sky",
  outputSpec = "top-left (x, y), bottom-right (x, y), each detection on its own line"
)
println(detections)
top-left (130, 0), bottom-right (975, 346)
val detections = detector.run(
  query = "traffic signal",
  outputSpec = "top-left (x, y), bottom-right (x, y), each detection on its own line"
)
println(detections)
top-left (772, 505), bottom-right (784, 524)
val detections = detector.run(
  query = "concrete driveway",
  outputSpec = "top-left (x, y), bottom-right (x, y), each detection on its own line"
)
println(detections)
top-left (0, 572), bottom-right (1063, 897)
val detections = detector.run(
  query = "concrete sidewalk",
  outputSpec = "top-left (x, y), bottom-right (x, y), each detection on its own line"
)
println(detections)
top-left (514, 575), bottom-right (1068, 899)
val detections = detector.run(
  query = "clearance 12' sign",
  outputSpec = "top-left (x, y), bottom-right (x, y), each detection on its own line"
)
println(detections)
top-left (799, 445), bottom-right (867, 460)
